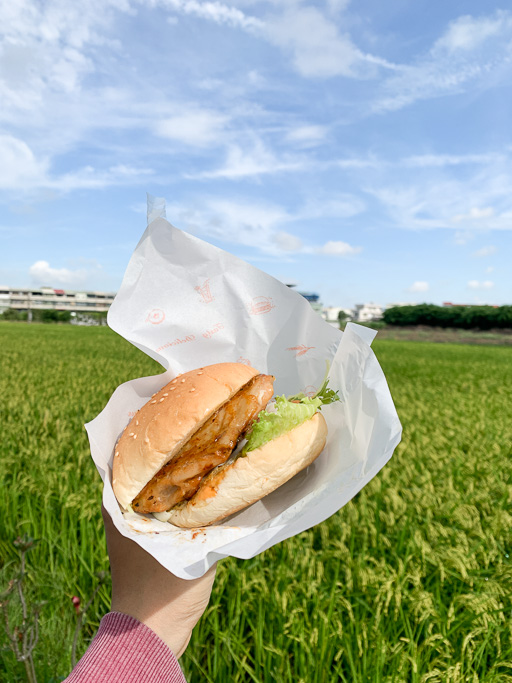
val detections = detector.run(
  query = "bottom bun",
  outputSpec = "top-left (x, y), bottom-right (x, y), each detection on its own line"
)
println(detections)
top-left (166, 411), bottom-right (328, 528)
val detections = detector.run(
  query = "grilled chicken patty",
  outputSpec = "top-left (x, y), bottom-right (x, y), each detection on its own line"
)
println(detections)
top-left (132, 373), bottom-right (274, 513)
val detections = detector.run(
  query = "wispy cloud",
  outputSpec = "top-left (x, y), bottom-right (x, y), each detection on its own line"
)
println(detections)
top-left (188, 140), bottom-right (305, 179)
top-left (404, 154), bottom-right (503, 168)
top-left (407, 281), bottom-right (429, 292)
top-left (0, 135), bottom-right (49, 190)
top-left (452, 207), bottom-right (495, 223)
top-left (467, 280), bottom-right (494, 290)
top-left (0, 133), bottom-right (153, 192)
top-left (263, 5), bottom-right (396, 79)
top-left (166, 195), bottom-right (362, 257)
top-left (161, 0), bottom-right (263, 31)
top-left (312, 241), bottom-right (362, 256)
top-left (435, 10), bottom-right (512, 52)
top-left (285, 125), bottom-right (328, 147)
top-left (472, 245), bottom-right (497, 257)
top-left (373, 10), bottom-right (512, 112)
top-left (155, 109), bottom-right (229, 147)
top-left (366, 161), bottom-right (512, 231)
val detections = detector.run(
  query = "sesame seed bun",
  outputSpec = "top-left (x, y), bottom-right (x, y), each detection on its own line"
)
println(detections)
top-left (112, 363), bottom-right (259, 510)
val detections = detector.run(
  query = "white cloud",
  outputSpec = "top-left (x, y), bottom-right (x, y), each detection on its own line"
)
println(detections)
top-left (454, 230), bottom-right (475, 245)
top-left (47, 164), bottom-right (154, 191)
top-left (0, 141), bottom-right (153, 193)
top-left (435, 11), bottom-right (512, 52)
top-left (453, 207), bottom-right (494, 223)
top-left (162, 0), bottom-right (263, 31)
top-left (285, 125), bottom-right (328, 147)
top-left (272, 231), bottom-right (303, 251)
top-left (467, 280), bottom-right (494, 290)
top-left (300, 195), bottom-right (366, 219)
top-left (29, 260), bottom-right (88, 287)
top-left (0, 135), bottom-right (48, 189)
top-left (472, 245), bottom-right (497, 257)
top-left (374, 10), bottom-right (512, 113)
top-left (0, 0), bottom-right (127, 114)
top-left (367, 165), bottom-right (512, 232)
top-left (404, 154), bottom-right (502, 168)
top-left (165, 196), bottom-right (362, 257)
top-left (407, 281), bottom-right (429, 292)
top-left (190, 140), bottom-right (305, 179)
top-left (155, 110), bottom-right (229, 147)
top-left (166, 198), bottom-right (291, 252)
top-left (486, 266), bottom-right (495, 273)
top-left (264, 6), bottom-right (393, 79)
top-left (314, 240), bottom-right (362, 256)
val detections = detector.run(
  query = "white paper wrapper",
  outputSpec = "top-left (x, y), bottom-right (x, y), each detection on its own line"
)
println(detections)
top-left (85, 200), bottom-right (402, 579)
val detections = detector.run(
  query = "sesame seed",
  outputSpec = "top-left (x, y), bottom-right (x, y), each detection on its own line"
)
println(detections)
top-left (151, 400), bottom-right (157, 404)
top-left (135, 420), bottom-right (139, 425)
top-left (170, 387), bottom-right (175, 391)
top-left (181, 379), bottom-right (186, 383)
top-left (133, 434), bottom-right (137, 439)
top-left (152, 393), bottom-right (156, 397)
top-left (115, 451), bottom-right (119, 457)
top-left (113, 479), bottom-right (116, 483)
top-left (197, 371), bottom-right (203, 375)
top-left (163, 393), bottom-right (168, 396)
top-left (159, 398), bottom-right (165, 402)
top-left (190, 388), bottom-right (196, 392)
top-left (145, 437), bottom-right (150, 444)
top-left (129, 432), bottom-right (134, 436)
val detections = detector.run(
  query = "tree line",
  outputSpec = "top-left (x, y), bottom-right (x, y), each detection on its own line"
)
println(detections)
top-left (383, 304), bottom-right (512, 330)
top-left (0, 309), bottom-right (107, 324)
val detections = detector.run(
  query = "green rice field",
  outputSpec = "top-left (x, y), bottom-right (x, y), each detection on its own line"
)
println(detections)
top-left (1, 322), bottom-right (512, 682)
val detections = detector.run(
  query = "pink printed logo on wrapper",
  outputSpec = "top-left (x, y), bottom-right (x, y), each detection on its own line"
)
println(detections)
top-left (249, 296), bottom-right (275, 315)
top-left (155, 335), bottom-right (196, 353)
top-left (236, 356), bottom-right (251, 365)
top-left (146, 309), bottom-right (165, 325)
top-left (303, 385), bottom-right (317, 397)
top-left (287, 345), bottom-right (315, 357)
top-left (195, 279), bottom-right (214, 304)
top-left (203, 323), bottom-right (224, 339)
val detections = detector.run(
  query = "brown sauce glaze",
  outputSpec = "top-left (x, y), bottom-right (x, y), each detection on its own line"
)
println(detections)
top-left (132, 373), bottom-right (274, 513)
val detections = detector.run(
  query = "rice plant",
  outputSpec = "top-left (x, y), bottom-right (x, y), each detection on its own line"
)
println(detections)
top-left (1, 323), bottom-right (511, 681)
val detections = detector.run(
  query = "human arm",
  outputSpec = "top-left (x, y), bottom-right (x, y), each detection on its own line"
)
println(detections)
top-left (65, 509), bottom-right (216, 681)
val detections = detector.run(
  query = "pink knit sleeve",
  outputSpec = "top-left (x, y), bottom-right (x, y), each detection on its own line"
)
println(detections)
top-left (64, 612), bottom-right (187, 682)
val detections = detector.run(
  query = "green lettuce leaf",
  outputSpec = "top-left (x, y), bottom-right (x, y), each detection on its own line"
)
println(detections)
top-left (243, 396), bottom-right (322, 453)
top-left (243, 371), bottom-right (340, 454)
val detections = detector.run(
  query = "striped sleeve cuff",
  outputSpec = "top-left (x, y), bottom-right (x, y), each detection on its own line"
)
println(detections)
top-left (65, 611), bottom-right (187, 682)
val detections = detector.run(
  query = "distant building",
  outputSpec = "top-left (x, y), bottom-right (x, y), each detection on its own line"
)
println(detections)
top-left (0, 286), bottom-right (116, 315)
top-left (298, 291), bottom-right (323, 314)
top-left (322, 306), bottom-right (353, 325)
top-left (353, 303), bottom-right (384, 322)
top-left (443, 302), bottom-right (498, 308)
top-left (285, 284), bottom-right (324, 314)
top-left (386, 302), bottom-right (413, 309)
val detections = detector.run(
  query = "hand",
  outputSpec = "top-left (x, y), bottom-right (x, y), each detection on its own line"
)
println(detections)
top-left (102, 507), bottom-right (216, 658)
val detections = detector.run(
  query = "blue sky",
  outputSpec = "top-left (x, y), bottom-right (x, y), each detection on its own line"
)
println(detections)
top-left (1, 0), bottom-right (511, 307)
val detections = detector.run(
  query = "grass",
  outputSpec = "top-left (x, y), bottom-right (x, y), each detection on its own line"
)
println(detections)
top-left (1, 322), bottom-right (512, 682)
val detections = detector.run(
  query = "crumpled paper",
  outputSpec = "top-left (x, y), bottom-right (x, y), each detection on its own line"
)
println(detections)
top-left (85, 199), bottom-right (402, 579)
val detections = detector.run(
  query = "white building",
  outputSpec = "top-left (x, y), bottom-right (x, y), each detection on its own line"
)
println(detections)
top-left (353, 303), bottom-right (384, 322)
top-left (0, 286), bottom-right (116, 315)
top-left (322, 306), bottom-right (354, 325)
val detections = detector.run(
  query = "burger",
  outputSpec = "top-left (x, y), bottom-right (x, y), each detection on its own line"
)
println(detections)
top-left (112, 362), bottom-right (338, 528)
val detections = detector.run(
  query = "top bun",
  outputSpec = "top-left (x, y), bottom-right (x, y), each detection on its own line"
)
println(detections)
top-left (112, 363), bottom-right (259, 509)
